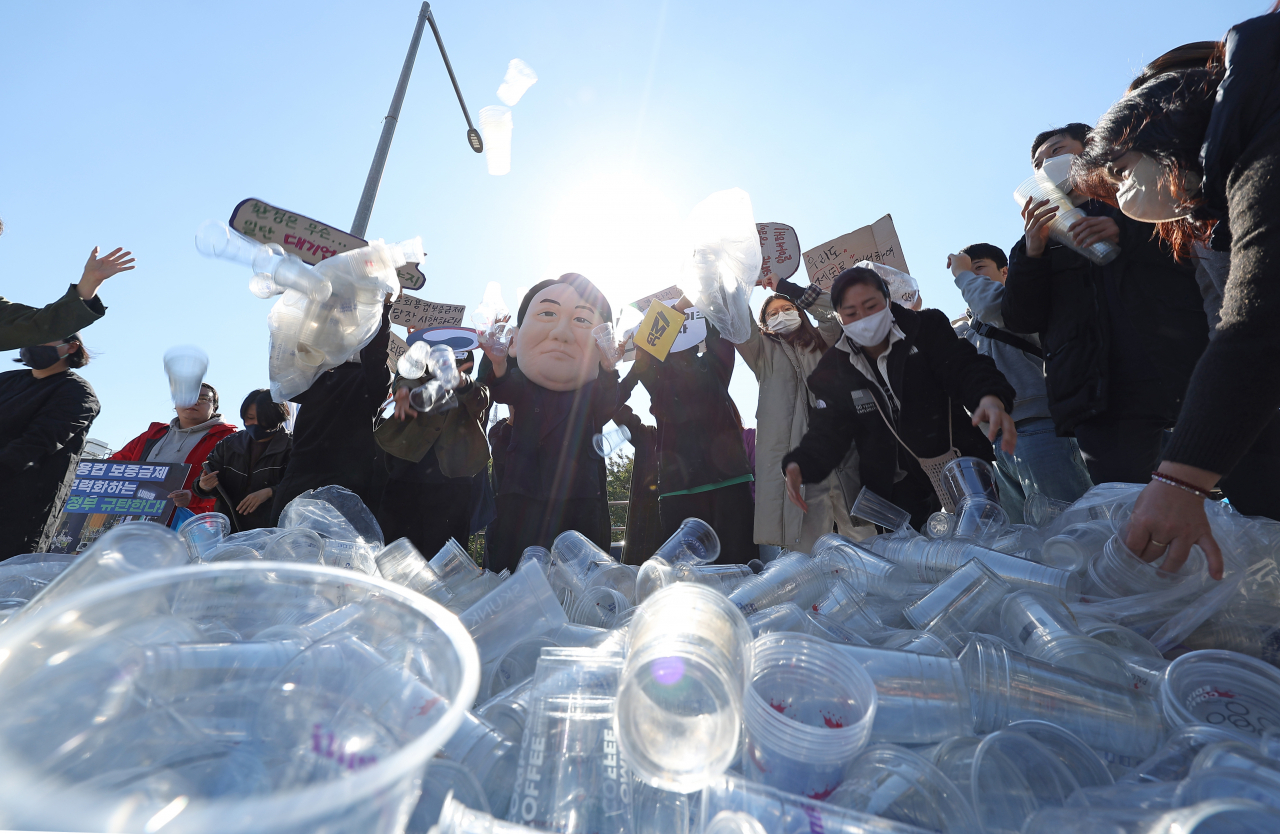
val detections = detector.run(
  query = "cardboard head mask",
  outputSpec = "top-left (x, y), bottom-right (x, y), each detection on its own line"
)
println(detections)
top-left (511, 275), bottom-right (610, 392)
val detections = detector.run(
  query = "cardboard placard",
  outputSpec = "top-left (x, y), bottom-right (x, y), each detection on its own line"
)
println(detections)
top-left (627, 285), bottom-right (684, 315)
top-left (48, 462), bottom-right (191, 554)
top-left (757, 222), bottom-right (800, 286)
top-left (229, 197), bottom-right (427, 291)
top-left (635, 298), bottom-right (682, 362)
top-left (622, 307), bottom-right (706, 362)
top-left (390, 293), bottom-right (466, 330)
top-left (387, 331), bottom-right (409, 374)
top-left (802, 214), bottom-right (909, 291)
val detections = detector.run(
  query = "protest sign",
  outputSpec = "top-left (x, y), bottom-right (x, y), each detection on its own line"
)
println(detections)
top-left (387, 331), bottom-right (409, 374)
top-left (802, 214), bottom-right (909, 291)
top-left (621, 307), bottom-right (706, 362)
top-left (48, 462), bottom-right (191, 554)
top-left (229, 197), bottom-right (427, 291)
top-left (635, 298), bottom-right (682, 362)
top-left (627, 285), bottom-right (684, 314)
top-left (757, 222), bottom-right (800, 286)
top-left (390, 293), bottom-right (466, 330)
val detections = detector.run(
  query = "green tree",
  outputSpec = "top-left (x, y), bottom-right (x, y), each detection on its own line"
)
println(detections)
top-left (606, 453), bottom-right (634, 543)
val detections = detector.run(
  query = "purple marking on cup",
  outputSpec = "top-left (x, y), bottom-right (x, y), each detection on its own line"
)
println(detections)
top-left (651, 656), bottom-right (686, 686)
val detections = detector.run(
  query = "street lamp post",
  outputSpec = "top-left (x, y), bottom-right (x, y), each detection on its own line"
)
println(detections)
top-left (350, 2), bottom-right (482, 239)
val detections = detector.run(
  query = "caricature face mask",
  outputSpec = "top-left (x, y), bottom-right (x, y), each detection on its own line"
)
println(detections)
top-left (510, 283), bottom-right (605, 391)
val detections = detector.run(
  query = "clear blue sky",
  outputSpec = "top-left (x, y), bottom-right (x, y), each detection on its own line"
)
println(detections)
top-left (0, 0), bottom-right (1260, 450)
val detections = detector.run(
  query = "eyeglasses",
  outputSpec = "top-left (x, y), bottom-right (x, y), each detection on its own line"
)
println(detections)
top-left (194, 396), bottom-right (215, 405)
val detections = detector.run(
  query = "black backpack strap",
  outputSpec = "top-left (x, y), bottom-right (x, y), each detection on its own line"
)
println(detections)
top-left (972, 318), bottom-right (1045, 360)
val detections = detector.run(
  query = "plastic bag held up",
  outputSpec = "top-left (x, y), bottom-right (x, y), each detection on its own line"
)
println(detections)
top-left (196, 221), bottom-right (423, 402)
top-left (676, 188), bottom-right (762, 345)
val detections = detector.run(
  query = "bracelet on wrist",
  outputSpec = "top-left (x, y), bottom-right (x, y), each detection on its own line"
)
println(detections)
top-left (1150, 471), bottom-right (1212, 500)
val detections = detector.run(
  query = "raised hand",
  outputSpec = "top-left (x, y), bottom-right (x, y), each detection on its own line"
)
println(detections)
top-left (78, 246), bottom-right (136, 300)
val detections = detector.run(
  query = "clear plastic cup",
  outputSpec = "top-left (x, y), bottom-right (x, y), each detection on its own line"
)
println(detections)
top-left (11, 522), bottom-right (191, 627)
top-left (459, 561), bottom-right (568, 668)
top-left (1013, 174), bottom-right (1121, 266)
top-left (551, 530), bottom-right (613, 584)
top-left (446, 570), bottom-right (507, 613)
top-left (941, 457), bottom-right (999, 510)
top-left (476, 678), bottom-right (535, 745)
top-left (813, 578), bottom-right (887, 636)
top-left (850, 487), bottom-right (913, 532)
top-left (592, 424), bottom-right (632, 457)
top-left (1008, 719), bottom-right (1113, 790)
top-left (497, 58), bottom-right (539, 106)
top-left (569, 585), bottom-right (632, 628)
top-left (1065, 780), bottom-right (1178, 810)
top-left (903, 558), bottom-right (1010, 636)
top-left (746, 602), bottom-right (812, 638)
top-left (1125, 724), bottom-right (1241, 784)
top-left (263, 528), bottom-right (327, 565)
top-left (483, 624), bottom-right (610, 701)
top-left (835, 645), bottom-right (973, 744)
top-left (653, 517), bottom-right (721, 566)
top-left (404, 760), bottom-right (491, 833)
top-left (813, 537), bottom-right (911, 600)
top-left (672, 562), bottom-right (754, 595)
top-left (1159, 650), bottom-right (1280, 742)
top-left (1176, 766), bottom-right (1280, 812)
top-left (1023, 799), bottom-right (1280, 834)
top-left (516, 546), bottom-right (552, 574)
top-left (0, 562), bottom-right (479, 834)
top-left (704, 810), bottom-right (767, 834)
top-left (742, 632), bottom-right (877, 799)
top-left (180, 511), bottom-right (232, 561)
top-left (1192, 739), bottom-right (1280, 779)
top-left (1087, 524), bottom-right (1207, 600)
top-left (430, 537), bottom-right (484, 593)
top-left (373, 538), bottom-right (454, 604)
top-left (478, 105), bottom-right (513, 176)
top-left (163, 344), bottom-right (210, 407)
top-left (426, 345), bottom-right (461, 390)
top-left (932, 730), bottom-right (1080, 834)
top-left (958, 635), bottom-right (1163, 759)
top-left (926, 511), bottom-right (956, 539)
top-left (1041, 522), bottom-right (1112, 573)
top-left (700, 773), bottom-right (931, 834)
top-left (1079, 620), bottom-right (1169, 693)
top-left (635, 557), bottom-right (674, 603)
top-left (727, 553), bottom-right (832, 617)
top-left (616, 583), bottom-right (752, 792)
top-left (873, 537), bottom-right (1080, 600)
top-left (633, 781), bottom-right (693, 834)
top-left (805, 611), bottom-right (873, 646)
top-left (1024, 493), bottom-right (1070, 529)
top-left (873, 629), bottom-right (955, 657)
top-left (508, 648), bottom-right (631, 832)
top-left (435, 710), bottom-right (519, 815)
top-left (827, 743), bottom-right (981, 834)
top-left (431, 792), bottom-right (542, 833)
top-left (952, 496), bottom-right (1008, 544)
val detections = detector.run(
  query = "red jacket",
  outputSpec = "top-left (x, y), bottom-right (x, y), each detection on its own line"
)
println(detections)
top-left (111, 421), bottom-right (238, 516)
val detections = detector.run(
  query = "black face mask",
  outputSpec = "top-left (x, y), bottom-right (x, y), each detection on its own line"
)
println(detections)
top-left (15, 345), bottom-right (62, 370)
top-left (245, 424), bottom-right (282, 441)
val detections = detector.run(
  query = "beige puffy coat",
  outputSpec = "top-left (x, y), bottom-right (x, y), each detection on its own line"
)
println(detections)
top-left (735, 292), bottom-right (861, 551)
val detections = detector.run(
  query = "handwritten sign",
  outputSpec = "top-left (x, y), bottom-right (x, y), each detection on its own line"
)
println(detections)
top-left (387, 331), bottom-right (409, 373)
top-left (627, 285), bottom-right (684, 315)
top-left (757, 222), bottom-right (800, 286)
top-left (802, 214), bottom-right (909, 291)
top-left (390, 293), bottom-right (466, 330)
top-left (229, 197), bottom-right (426, 291)
top-left (635, 298), bottom-right (682, 362)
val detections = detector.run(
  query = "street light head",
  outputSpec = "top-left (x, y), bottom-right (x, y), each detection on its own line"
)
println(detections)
top-left (467, 128), bottom-right (483, 153)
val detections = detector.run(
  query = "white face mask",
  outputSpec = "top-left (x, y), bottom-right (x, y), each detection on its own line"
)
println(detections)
top-left (1116, 154), bottom-right (1200, 223)
top-left (766, 309), bottom-right (801, 334)
top-left (842, 305), bottom-right (893, 347)
top-left (1039, 153), bottom-right (1077, 192)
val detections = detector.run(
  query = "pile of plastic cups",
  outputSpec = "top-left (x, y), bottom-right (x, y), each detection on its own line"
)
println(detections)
top-left (8, 473), bottom-right (1280, 833)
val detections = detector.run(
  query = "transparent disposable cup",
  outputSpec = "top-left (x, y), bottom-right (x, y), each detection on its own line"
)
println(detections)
top-left (11, 522), bottom-right (191, 627)
top-left (180, 512), bottom-right (231, 562)
top-left (903, 558), bottom-right (1010, 637)
top-left (806, 611), bottom-right (873, 646)
top-left (876, 538), bottom-right (1080, 600)
top-left (445, 570), bottom-right (506, 614)
top-left (481, 322), bottom-right (515, 359)
top-left (813, 578), bottom-right (887, 636)
top-left (850, 487), bottom-right (913, 532)
top-left (1000, 589), bottom-right (1081, 651)
top-left (436, 710), bottom-right (519, 816)
top-left (672, 562), bottom-right (754, 595)
top-left (727, 553), bottom-right (832, 617)
top-left (476, 678), bottom-right (535, 745)
top-left (593, 424), bottom-right (632, 457)
top-left (958, 635), bottom-right (1163, 759)
top-left (1007, 719), bottom-right (1114, 790)
top-left (0, 563), bottom-right (478, 834)
top-left (653, 517), bottom-right (721, 566)
top-left (1013, 174), bottom-right (1121, 266)
top-left (551, 530), bottom-right (613, 584)
top-left (1065, 780), bottom-right (1178, 810)
top-left (926, 511), bottom-right (956, 539)
top-left (459, 561), bottom-right (567, 667)
top-left (746, 602), bottom-right (812, 638)
top-left (431, 792), bottom-right (543, 833)
top-left (700, 773), bottom-right (932, 834)
top-left (704, 810), bottom-right (767, 834)
top-left (508, 648), bottom-right (631, 833)
top-left (1080, 620), bottom-right (1169, 692)
top-left (635, 558), bottom-right (674, 603)
top-left (408, 381), bottom-right (458, 415)
top-left (873, 629), bottom-right (955, 657)
top-left (1087, 520), bottom-right (1207, 599)
top-left (263, 528), bottom-right (326, 565)
top-left (1159, 650), bottom-right (1280, 742)
top-left (827, 743), bottom-right (982, 834)
top-left (516, 546), bottom-right (552, 574)
top-left (1022, 799), bottom-right (1280, 834)
top-left (591, 321), bottom-right (617, 355)
top-left (742, 632), bottom-right (877, 799)
top-left (1126, 724), bottom-right (1242, 784)
top-left (814, 538), bottom-right (911, 600)
top-left (952, 496), bottom-right (1008, 544)
top-left (941, 457), bottom-right (999, 510)
top-left (569, 585), bottom-right (632, 629)
top-left (484, 624), bottom-right (609, 701)
top-left (1176, 766), bottom-right (1280, 813)
top-left (633, 781), bottom-right (693, 834)
top-left (497, 58), bottom-right (539, 106)
top-left (1031, 633), bottom-right (1133, 688)
top-left (163, 344), bottom-right (210, 407)
top-left (478, 105), bottom-right (513, 176)
top-left (426, 345), bottom-right (461, 390)
top-left (430, 537), bottom-right (484, 593)
top-left (403, 760), bottom-right (491, 833)
top-left (584, 562), bottom-right (637, 604)
top-left (616, 583), bottom-right (752, 792)
top-left (398, 341), bottom-right (431, 379)
top-left (1041, 522), bottom-right (1112, 573)
top-left (1024, 493), bottom-right (1070, 529)
top-left (835, 644), bottom-right (974, 744)
top-left (1192, 739), bottom-right (1280, 780)
top-left (373, 538), bottom-right (454, 604)
top-left (932, 730), bottom-right (1080, 834)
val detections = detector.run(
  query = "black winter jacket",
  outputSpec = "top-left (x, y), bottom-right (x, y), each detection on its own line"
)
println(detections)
top-left (192, 429), bottom-right (291, 530)
top-left (1001, 202), bottom-right (1208, 434)
top-left (0, 369), bottom-right (99, 556)
top-left (782, 305), bottom-right (1014, 523)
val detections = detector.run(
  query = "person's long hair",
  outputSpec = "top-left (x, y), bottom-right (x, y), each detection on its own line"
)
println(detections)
top-left (757, 294), bottom-right (827, 354)
top-left (1074, 67), bottom-right (1224, 259)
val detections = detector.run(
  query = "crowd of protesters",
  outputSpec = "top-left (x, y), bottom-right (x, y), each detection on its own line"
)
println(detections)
top-left (2, 11), bottom-right (1278, 588)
